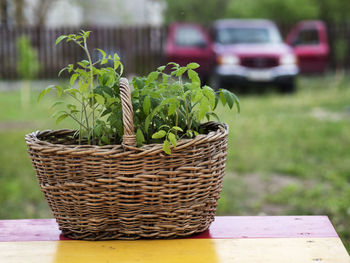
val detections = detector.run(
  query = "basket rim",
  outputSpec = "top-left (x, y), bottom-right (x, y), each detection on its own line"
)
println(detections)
top-left (25, 122), bottom-right (228, 155)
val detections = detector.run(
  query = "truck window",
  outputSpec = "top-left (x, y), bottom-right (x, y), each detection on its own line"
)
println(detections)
top-left (294, 29), bottom-right (319, 46)
top-left (215, 27), bottom-right (282, 45)
top-left (175, 27), bottom-right (207, 47)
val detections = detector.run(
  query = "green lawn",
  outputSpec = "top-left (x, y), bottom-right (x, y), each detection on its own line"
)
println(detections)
top-left (0, 75), bottom-right (349, 249)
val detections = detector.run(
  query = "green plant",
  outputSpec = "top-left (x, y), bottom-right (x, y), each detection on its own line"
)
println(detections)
top-left (39, 31), bottom-right (240, 153)
top-left (131, 63), bottom-right (240, 153)
top-left (39, 30), bottom-right (124, 145)
top-left (16, 36), bottom-right (41, 79)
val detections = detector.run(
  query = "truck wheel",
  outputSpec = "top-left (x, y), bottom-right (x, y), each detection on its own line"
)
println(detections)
top-left (212, 74), bottom-right (224, 90)
top-left (279, 79), bottom-right (296, 93)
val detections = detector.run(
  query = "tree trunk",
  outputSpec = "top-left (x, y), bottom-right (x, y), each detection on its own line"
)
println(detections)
top-left (14, 0), bottom-right (25, 26)
top-left (0, 0), bottom-right (8, 25)
top-left (34, 0), bottom-right (54, 27)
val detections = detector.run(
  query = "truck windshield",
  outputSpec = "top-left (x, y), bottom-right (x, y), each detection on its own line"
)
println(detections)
top-left (175, 27), bottom-right (207, 47)
top-left (216, 27), bottom-right (282, 45)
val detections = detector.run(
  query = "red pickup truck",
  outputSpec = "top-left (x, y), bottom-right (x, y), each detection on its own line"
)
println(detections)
top-left (165, 20), bottom-right (329, 92)
top-left (286, 21), bottom-right (329, 74)
top-left (212, 19), bottom-right (298, 92)
top-left (165, 23), bottom-right (214, 84)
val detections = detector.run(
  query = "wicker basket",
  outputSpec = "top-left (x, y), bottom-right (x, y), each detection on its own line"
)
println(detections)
top-left (25, 78), bottom-right (228, 240)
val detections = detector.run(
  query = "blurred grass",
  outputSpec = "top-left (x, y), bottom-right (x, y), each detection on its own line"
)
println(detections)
top-left (0, 75), bottom-right (349, 250)
top-left (217, 74), bottom-right (350, 250)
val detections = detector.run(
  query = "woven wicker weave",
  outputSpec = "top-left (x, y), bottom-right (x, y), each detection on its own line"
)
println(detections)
top-left (25, 78), bottom-right (228, 240)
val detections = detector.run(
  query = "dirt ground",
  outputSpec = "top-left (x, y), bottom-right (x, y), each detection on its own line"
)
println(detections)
top-left (223, 172), bottom-right (315, 215)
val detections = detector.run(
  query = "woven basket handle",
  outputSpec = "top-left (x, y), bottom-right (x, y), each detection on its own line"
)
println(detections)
top-left (119, 77), bottom-right (137, 146)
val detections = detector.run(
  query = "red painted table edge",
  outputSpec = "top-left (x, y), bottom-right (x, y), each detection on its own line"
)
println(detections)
top-left (0, 216), bottom-right (338, 242)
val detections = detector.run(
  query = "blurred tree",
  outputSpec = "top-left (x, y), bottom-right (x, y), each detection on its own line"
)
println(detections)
top-left (16, 36), bottom-right (41, 108)
top-left (163, 0), bottom-right (350, 24)
top-left (316, 0), bottom-right (350, 22)
top-left (33, 0), bottom-right (56, 26)
top-left (2, 0), bottom-right (57, 26)
top-left (17, 36), bottom-right (41, 80)
top-left (225, 0), bottom-right (318, 23)
top-left (163, 0), bottom-right (229, 24)
top-left (14, 0), bottom-right (26, 26)
top-left (0, 0), bottom-right (8, 25)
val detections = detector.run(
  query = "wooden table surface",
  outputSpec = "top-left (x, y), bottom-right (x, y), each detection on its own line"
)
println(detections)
top-left (0, 216), bottom-right (349, 262)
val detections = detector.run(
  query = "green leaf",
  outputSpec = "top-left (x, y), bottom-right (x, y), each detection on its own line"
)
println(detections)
top-left (186, 130), bottom-right (193, 138)
top-left (198, 97), bottom-right (209, 120)
top-left (104, 72), bottom-right (115, 87)
top-left (55, 35), bottom-right (67, 45)
top-left (95, 94), bottom-right (105, 105)
top-left (187, 62), bottom-right (200, 69)
top-left (119, 63), bottom-right (124, 75)
top-left (136, 128), bottom-right (145, 147)
top-left (70, 73), bottom-right (79, 86)
top-left (77, 61), bottom-right (89, 68)
top-left (222, 89), bottom-right (234, 109)
top-left (37, 86), bottom-right (53, 102)
top-left (65, 88), bottom-right (79, 96)
top-left (83, 31), bottom-right (91, 38)
top-left (168, 102), bottom-right (177, 116)
top-left (145, 115), bottom-right (152, 131)
top-left (114, 53), bottom-right (120, 60)
top-left (162, 74), bottom-right (169, 84)
top-left (206, 112), bottom-right (220, 121)
top-left (193, 90), bottom-right (203, 103)
top-left (96, 48), bottom-right (106, 59)
top-left (214, 94), bottom-right (219, 110)
top-left (101, 135), bottom-right (110, 145)
top-left (58, 67), bottom-right (67, 77)
top-left (232, 93), bottom-right (241, 113)
top-left (202, 86), bottom-right (215, 109)
top-left (152, 130), bottom-right (166, 139)
top-left (101, 58), bottom-right (108, 65)
top-left (162, 140), bottom-right (171, 154)
top-left (78, 81), bottom-right (89, 93)
top-left (143, 96), bottom-right (151, 114)
top-left (159, 124), bottom-right (170, 130)
top-left (114, 59), bottom-right (120, 70)
top-left (146, 71), bottom-right (159, 84)
top-left (56, 113), bottom-right (68, 124)
top-left (219, 90), bottom-right (226, 106)
top-left (55, 86), bottom-right (63, 97)
top-left (172, 126), bottom-right (183, 132)
top-left (167, 62), bottom-right (179, 68)
top-left (133, 77), bottom-right (145, 90)
top-left (50, 101), bottom-right (64, 108)
top-left (168, 132), bottom-right (177, 148)
top-left (157, 65), bottom-right (166, 71)
top-left (66, 103), bottom-right (77, 110)
top-left (188, 69), bottom-right (200, 84)
top-left (175, 67), bottom-right (187, 77)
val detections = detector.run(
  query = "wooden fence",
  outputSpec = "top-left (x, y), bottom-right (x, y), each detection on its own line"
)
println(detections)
top-left (0, 26), bottom-right (167, 79)
top-left (0, 23), bottom-right (350, 80)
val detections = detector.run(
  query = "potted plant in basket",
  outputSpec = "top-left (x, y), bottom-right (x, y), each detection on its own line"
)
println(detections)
top-left (26, 30), bottom-right (240, 240)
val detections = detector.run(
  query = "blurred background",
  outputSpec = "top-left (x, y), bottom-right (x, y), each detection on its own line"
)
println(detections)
top-left (0, 0), bottom-right (349, 250)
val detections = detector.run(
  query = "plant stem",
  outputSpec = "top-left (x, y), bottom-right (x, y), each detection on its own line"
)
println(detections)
top-left (175, 110), bottom-right (179, 136)
top-left (64, 111), bottom-right (89, 131)
top-left (179, 75), bottom-right (191, 131)
top-left (83, 36), bottom-right (95, 143)
top-left (81, 96), bottom-right (90, 144)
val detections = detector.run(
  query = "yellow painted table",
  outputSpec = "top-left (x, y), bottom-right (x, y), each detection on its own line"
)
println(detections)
top-left (0, 216), bottom-right (349, 263)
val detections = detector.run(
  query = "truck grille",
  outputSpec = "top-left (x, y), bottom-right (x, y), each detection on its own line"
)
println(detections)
top-left (240, 57), bottom-right (279, 68)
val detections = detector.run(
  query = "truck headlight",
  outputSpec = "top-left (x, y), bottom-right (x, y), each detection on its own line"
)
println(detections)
top-left (217, 55), bottom-right (239, 65)
top-left (279, 54), bottom-right (297, 65)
